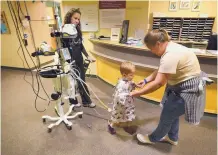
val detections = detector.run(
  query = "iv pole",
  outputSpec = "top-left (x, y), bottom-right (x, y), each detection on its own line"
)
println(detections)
top-left (39, 5), bottom-right (83, 133)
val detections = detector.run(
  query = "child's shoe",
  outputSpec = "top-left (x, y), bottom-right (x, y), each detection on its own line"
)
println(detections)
top-left (108, 124), bottom-right (116, 135)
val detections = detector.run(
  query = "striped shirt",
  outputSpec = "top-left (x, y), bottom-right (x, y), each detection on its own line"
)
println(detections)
top-left (161, 72), bottom-right (207, 124)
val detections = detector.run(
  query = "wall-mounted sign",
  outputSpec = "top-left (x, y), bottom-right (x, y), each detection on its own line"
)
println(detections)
top-left (99, 0), bottom-right (126, 28)
top-left (99, 0), bottom-right (126, 9)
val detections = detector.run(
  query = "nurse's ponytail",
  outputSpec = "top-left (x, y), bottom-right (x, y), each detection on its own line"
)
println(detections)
top-left (144, 29), bottom-right (170, 47)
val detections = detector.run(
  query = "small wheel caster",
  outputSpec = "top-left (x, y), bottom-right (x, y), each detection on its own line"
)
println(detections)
top-left (42, 118), bottom-right (46, 123)
top-left (67, 125), bottom-right (72, 130)
top-left (72, 107), bottom-right (75, 111)
top-left (48, 128), bottom-right (52, 133)
top-left (78, 114), bottom-right (82, 118)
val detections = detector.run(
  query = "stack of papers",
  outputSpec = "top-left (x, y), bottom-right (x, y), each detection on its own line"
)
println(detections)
top-left (207, 50), bottom-right (218, 55)
top-left (190, 48), bottom-right (206, 54)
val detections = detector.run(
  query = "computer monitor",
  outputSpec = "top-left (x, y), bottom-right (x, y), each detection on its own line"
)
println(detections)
top-left (119, 20), bottom-right (129, 44)
top-left (207, 33), bottom-right (217, 50)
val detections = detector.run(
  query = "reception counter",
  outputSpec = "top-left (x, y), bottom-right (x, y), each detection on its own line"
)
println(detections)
top-left (90, 39), bottom-right (217, 114)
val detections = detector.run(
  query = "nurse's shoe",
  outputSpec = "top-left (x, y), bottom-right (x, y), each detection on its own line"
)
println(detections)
top-left (74, 103), bottom-right (81, 108)
top-left (83, 102), bottom-right (96, 108)
top-left (137, 134), bottom-right (154, 144)
top-left (161, 135), bottom-right (178, 146)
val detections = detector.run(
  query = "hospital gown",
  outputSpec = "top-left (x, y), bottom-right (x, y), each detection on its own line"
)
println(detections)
top-left (111, 79), bottom-right (136, 123)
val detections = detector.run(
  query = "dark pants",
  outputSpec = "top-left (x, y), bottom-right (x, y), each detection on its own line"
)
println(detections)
top-left (149, 91), bottom-right (185, 142)
top-left (76, 61), bottom-right (92, 105)
top-left (68, 45), bottom-right (92, 105)
top-left (69, 60), bottom-right (92, 105)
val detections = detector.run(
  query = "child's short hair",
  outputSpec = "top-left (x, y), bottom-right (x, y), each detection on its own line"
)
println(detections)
top-left (120, 61), bottom-right (135, 75)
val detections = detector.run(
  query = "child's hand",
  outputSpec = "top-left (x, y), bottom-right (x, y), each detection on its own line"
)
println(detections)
top-left (131, 82), bottom-right (137, 89)
top-left (129, 91), bottom-right (137, 97)
top-left (136, 80), bottom-right (146, 88)
top-left (108, 108), bottom-right (112, 112)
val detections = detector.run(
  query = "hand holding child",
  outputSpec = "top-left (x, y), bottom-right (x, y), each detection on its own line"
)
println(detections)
top-left (136, 80), bottom-right (146, 88)
top-left (132, 81), bottom-right (144, 89)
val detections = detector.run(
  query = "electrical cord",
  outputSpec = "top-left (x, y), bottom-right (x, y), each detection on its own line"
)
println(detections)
top-left (17, 1), bottom-right (25, 17)
top-left (61, 63), bottom-right (107, 117)
top-left (59, 66), bottom-right (63, 104)
top-left (30, 19), bottom-right (56, 21)
top-left (84, 68), bottom-right (130, 118)
top-left (16, 46), bottom-right (23, 63)
top-left (16, 1), bottom-right (25, 29)
top-left (14, 2), bottom-right (48, 101)
top-left (8, 2), bottom-right (34, 85)
top-left (8, 2), bottom-right (48, 111)
top-left (21, 2), bottom-right (51, 107)
top-left (10, 1), bottom-right (44, 95)
top-left (60, 61), bottom-right (112, 117)
top-left (17, 1), bottom-right (52, 105)
top-left (8, 1), bottom-right (51, 112)
top-left (24, 1), bottom-right (37, 51)
top-left (16, 2), bottom-right (40, 68)
top-left (86, 63), bottom-right (117, 96)
top-left (16, 45), bottom-right (40, 95)
top-left (18, 2), bottom-right (50, 105)
top-left (10, 1), bottom-right (82, 113)
top-left (69, 65), bottom-right (110, 110)
top-left (9, 1), bottom-right (110, 114)
top-left (72, 67), bottom-right (111, 117)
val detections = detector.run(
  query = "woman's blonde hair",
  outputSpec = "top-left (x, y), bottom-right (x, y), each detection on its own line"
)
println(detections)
top-left (144, 29), bottom-right (170, 47)
top-left (120, 61), bottom-right (135, 75)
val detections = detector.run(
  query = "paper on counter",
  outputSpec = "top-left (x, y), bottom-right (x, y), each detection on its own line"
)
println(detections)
top-left (189, 48), bottom-right (206, 54)
top-left (135, 29), bottom-right (145, 40)
top-left (207, 50), bottom-right (218, 55)
top-left (111, 28), bottom-right (121, 41)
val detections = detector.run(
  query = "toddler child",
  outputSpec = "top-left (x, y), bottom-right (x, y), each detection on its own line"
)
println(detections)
top-left (108, 61), bottom-right (136, 134)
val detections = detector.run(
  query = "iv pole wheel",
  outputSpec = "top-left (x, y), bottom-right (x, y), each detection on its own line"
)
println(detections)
top-left (48, 128), bottom-right (52, 133)
top-left (42, 118), bottom-right (46, 123)
top-left (66, 125), bottom-right (72, 130)
top-left (78, 114), bottom-right (82, 118)
top-left (72, 106), bottom-right (75, 111)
